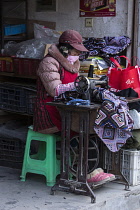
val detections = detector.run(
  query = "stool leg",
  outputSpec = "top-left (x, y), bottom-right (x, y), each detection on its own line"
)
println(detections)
top-left (46, 137), bottom-right (58, 186)
top-left (20, 129), bottom-right (60, 186)
top-left (20, 132), bottom-right (32, 181)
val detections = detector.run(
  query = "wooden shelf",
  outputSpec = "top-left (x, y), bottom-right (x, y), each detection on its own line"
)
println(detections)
top-left (0, 0), bottom-right (28, 49)
top-left (0, 72), bottom-right (37, 80)
top-left (4, 34), bottom-right (27, 41)
top-left (3, 0), bottom-right (25, 2)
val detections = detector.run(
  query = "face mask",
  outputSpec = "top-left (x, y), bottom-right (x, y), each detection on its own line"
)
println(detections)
top-left (67, 55), bottom-right (79, 64)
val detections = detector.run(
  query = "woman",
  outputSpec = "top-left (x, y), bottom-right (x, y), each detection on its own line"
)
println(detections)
top-left (33, 30), bottom-right (115, 184)
top-left (33, 29), bottom-right (88, 134)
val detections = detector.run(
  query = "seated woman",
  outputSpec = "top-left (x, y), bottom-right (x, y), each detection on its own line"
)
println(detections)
top-left (33, 29), bottom-right (115, 184)
top-left (33, 29), bottom-right (88, 134)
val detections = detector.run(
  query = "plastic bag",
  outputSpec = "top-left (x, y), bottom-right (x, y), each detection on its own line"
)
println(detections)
top-left (34, 23), bottom-right (62, 40)
top-left (3, 37), bottom-right (58, 59)
top-left (129, 109), bottom-right (140, 130)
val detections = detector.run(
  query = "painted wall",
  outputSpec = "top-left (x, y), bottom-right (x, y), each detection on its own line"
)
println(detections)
top-left (137, 1), bottom-right (140, 59)
top-left (28, 0), bottom-right (128, 38)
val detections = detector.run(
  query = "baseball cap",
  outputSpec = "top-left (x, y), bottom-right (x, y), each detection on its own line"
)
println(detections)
top-left (59, 30), bottom-right (89, 52)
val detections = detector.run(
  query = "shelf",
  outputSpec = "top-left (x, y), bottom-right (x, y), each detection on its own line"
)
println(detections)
top-left (0, 109), bottom-right (33, 117)
top-left (0, 72), bottom-right (37, 80)
top-left (0, 0), bottom-right (28, 49)
top-left (4, 34), bottom-right (27, 41)
top-left (3, 0), bottom-right (25, 2)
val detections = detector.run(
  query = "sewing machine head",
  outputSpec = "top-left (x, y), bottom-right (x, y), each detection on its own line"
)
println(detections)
top-left (54, 75), bottom-right (108, 103)
top-left (74, 75), bottom-right (108, 101)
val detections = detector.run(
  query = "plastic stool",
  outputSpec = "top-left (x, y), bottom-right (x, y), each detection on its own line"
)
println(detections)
top-left (20, 126), bottom-right (61, 186)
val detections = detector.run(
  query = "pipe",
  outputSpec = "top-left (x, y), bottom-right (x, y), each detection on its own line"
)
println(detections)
top-left (126, 0), bottom-right (135, 60)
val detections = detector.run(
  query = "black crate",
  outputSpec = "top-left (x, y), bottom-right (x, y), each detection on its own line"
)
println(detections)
top-left (0, 137), bottom-right (25, 169)
top-left (0, 83), bottom-right (27, 113)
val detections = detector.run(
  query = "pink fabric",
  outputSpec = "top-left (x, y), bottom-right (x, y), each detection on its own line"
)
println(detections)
top-left (87, 173), bottom-right (110, 184)
top-left (55, 82), bottom-right (75, 96)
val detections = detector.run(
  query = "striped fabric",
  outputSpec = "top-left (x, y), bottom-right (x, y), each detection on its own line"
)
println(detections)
top-left (33, 77), bottom-right (56, 131)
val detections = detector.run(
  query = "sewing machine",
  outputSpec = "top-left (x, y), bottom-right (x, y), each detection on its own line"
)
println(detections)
top-left (74, 75), bottom-right (108, 102)
top-left (54, 75), bottom-right (108, 104)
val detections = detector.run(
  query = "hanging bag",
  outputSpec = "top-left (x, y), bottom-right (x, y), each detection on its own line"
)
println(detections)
top-left (107, 55), bottom-right (140, 97)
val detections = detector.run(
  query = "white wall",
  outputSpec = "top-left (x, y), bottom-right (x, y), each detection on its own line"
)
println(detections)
top-left (28, 0), bottom-right (128, 38)
top-left (137, 1), bottom-right (140, 59)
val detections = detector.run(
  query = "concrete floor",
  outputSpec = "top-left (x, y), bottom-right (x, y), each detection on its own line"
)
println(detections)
top-left (0, 166), bottom-right (140, 210)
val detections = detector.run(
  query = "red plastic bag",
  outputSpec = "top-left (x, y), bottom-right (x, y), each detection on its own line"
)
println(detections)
top-left (107, 56), bottom-right (140, 96)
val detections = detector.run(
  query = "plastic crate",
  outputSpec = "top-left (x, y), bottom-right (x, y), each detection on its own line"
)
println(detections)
top-left (0, 83), bottom-right (27, 113)
top-left (121, 150), bottom-right (140, 186)
top-left (4, 24), bottom-right (26, 36)
top-left (0, 56), bottom-right (13, 72)
top-left (103, 148), bottom-right (140, 186)
top-left (0, 137), bottom-right (25, 169)
top-left (12, 57), bottom-right (41, 77)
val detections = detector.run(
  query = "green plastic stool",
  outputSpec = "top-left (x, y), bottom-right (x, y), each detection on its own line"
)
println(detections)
top-left (20, 126), bottom-right (61, 186)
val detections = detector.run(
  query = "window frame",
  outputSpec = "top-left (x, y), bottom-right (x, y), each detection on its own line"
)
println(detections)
top-left (36, 0), bottom-right (56, 12)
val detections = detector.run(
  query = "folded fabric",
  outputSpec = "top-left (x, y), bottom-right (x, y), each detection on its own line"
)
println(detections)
top-left (80, 36), bottom-right (131, 62)
top-left (66, 98), bottom-right (90, 106)
top-left (102, 36), bottom-right (131, 55)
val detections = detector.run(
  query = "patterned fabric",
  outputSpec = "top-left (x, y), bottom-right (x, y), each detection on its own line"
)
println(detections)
top-left (80, 36), bottom-right (131, 67)
top-left (102, 36), bottom-right (131, 55)
top-left (55, 82), bottom-right (75, 96)
top-left (33, 78), bottom-right (57, 132)
top-left (93, 88), bottom-right (134, 152)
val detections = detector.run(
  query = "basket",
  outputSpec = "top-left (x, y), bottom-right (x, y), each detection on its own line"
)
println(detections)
top-left (0, 82), bottom-right (37, 115)
top-left (0, 56), bottom-right (13, 72)
top-left (0, 83), bottom-right (27, 113)
top-left (103, 148), bottom-right (140, 186)
top-left (12, 57), bottom-right (41, 77)
top-left (0, 137), bottom-right (25, 169)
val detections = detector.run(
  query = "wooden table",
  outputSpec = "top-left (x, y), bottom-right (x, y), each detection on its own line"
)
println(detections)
top-left (47, 102), bottom-right (104, 203)
top-left (47, 98), bottom-right (140, 203)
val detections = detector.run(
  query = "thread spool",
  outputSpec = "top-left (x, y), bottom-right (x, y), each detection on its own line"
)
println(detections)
top-left (88, 64), bottom-right (94, 78)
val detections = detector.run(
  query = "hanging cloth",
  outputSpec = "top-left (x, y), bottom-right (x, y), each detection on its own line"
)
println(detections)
top-left (93, 88), bottom-right (134, 152)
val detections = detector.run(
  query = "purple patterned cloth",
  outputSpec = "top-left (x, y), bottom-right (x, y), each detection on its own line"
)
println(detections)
top-left (102, 36), bottom-right (131, 55)
top-left (80, 36), bottom-right (131, 67)
top-left (93, 88), bottom-right (134, 152)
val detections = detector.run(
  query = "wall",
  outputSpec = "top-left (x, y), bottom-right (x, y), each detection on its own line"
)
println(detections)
top-left (137, 0), bottom-right (140, 59)
top-left (28, 0), bottom-right (128, 38)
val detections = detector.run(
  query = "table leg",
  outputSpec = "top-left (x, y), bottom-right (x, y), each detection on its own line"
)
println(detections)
top-left (51, 109), bottom-right (96, 203)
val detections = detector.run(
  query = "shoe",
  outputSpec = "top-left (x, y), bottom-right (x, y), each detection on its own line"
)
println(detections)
top-left (96, 168), bottom-right (116, 181)
top-left (87, 168), bottom-right (110, 185)
top-left (87, 168), bottom-right (116, 184)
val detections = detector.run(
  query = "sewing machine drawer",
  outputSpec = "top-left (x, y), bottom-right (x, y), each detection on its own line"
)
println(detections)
top-left (71, 110), bottom-right (97, 134)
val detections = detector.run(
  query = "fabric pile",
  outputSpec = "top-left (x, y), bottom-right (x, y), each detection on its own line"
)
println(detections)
top-left (80, 36), bottom-right (131, 67)
top-left (92, 88), bottom-right (134, 152)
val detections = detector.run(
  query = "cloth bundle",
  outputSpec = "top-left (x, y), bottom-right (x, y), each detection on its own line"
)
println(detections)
top-left (93, 88), bottom-right (134, 152)
top-left (80, 36), bottom-right (131, 66)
